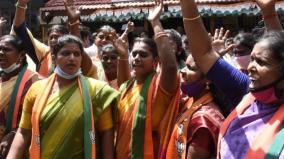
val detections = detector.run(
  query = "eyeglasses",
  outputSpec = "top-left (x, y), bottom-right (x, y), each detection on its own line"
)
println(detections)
top-left (101, 55), bottom-right (118, 62)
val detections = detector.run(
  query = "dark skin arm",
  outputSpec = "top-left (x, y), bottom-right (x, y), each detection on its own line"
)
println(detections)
top-left (99, 128), bottom-right (114, 159)
top-left (64, 0), bottom-right (94, 77)
top-left (6, 128), bottom-right (31, 159)
top-left (255, 0), bottom-right (283, 31)
top-left (148, 0), bottom-right (178, 94)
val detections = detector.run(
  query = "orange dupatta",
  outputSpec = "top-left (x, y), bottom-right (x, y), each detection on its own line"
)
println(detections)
top-left (166, 92), bottom-right (213, 159)
top-left (217, 93), bottom-right (284, 159)
top-left (29, 74), bottom-right (96, 159)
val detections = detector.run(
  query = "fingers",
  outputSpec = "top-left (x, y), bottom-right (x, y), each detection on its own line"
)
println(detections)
top-left (214, 29), bottom-right (219, 40)
top-left (213, 28), bottom-right (229, 40)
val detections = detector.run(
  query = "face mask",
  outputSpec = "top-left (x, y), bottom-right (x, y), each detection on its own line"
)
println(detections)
top-left (250, 76), bottom-right (284, 104)
top-left (251, 86), bottom-right (278, 104)
top-left (181, 79), bottom-right (206, 97)
top-left (2, 63), bottom-right (21, 73)
top-left (54, 66), bottom-right (82, 79)
top-left (234, 54), bottom-right (250, 70)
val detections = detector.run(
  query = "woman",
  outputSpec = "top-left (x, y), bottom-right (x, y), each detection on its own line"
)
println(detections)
top-left (232, 32), bottom-right (255, 73)
top-left (100, 44), bottom-right (119, 89)
top-left (13, 0), bottom-right (96, 78)
top-left (180, 0), bottom-right (284, 158)
top-left (115, 1), bottom-right (180, 158)
top-left (0, 35), bottom-right (38, 158)
top-left (164, 29), bottom-right (187, 70)
top-left (7, 35), bottom-right (119, 159)
top-left (166, 55), bottom-right (224, 159)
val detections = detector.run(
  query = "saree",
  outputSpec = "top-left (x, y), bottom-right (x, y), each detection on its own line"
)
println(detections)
top-left (116, 73), bottom-right (180, 159)
top-left (166, 92), bottom-right (224, 159)
top-left (20, 74), bottom-right (119, 159)
top-left (0, 66), bottom-right (38, 139)
top-left (217, 93), bottom-right (284, 159)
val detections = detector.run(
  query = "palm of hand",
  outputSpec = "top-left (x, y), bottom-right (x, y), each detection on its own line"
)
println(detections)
top-left (64, 0), bottom-right (81, 19)
top-left (148, 3), bottom-right (163, 21)
top-left (254, 0), bottom-right (275, 9)
top-left (212, 39), bottom-right (226, 53)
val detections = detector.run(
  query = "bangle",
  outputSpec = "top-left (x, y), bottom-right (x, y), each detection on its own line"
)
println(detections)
top-left (15, 1), bottom-right (27, 10)
top-left (69, 20), bottom-right (80, 26)
top-left (262, 12), bottom-right (277, 20)
top-left (183, 15), bottom-right (201, 21)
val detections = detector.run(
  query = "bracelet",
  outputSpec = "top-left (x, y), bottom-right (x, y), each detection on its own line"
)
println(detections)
top-left (183, 15), bottom-right (201, 21)
top-left (15, 1), bottom-right (27, 10)
top-left (69, 20), bottom-right (80, 26)
top-left (262, 12), bottom-right (277, 20)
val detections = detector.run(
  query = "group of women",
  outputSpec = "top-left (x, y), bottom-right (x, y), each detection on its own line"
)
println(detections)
top-left (0, 0), bottom-right (283, 158)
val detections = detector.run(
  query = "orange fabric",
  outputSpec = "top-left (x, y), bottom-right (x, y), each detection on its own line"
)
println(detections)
top-left (38, 51), bottom-right (52, 78)
top-left (157, 76), bottom-right (180, 159)
top-left (12, 69), bottom-right (31, 129)
top-left (217, 93), bottom-right (284, 159)
top-left (78, 78), bottom-right (96, 159)
top-left (30, 74), bottom-right (56, 159)
top-left (166, 92), bottom-right (213, 159)
top-left (30, 74), bottom-right (96, 159)
top-left (116, 81), bottom-right (142, 159)
top-left (116, 74), bottom-right (180, 159)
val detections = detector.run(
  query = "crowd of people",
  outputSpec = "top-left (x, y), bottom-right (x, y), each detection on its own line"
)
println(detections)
top-left (0, 0), bottom-right (283, 158)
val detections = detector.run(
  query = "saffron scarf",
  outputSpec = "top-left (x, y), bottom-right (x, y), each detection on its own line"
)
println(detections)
top-left (6, 64), bottom-right (31, 132)
top-left (30, 74), bottom-right (96, 159)
top-left (217, 93), bottom-right (284, 159)
top-left (117, 72), bottom-right (180, 159)
top-left (166, 92), bottom-right (213, 159)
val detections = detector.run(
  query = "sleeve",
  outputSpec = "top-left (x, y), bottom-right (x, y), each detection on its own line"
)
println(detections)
top-left (206, 58), bottom-right (250, 107)
top-left (13, 22), bottom-right (48, 65)
top-left (92, 82), bottom-right (120, 123)
top-left (19, 82), bottom-right (39, 129)
top-left (152, 85), bottom-right (172, 130)
top-left (187, 106), bottom-right (223, 151)
top-left (86, 64), bottom-right (98, 79)
top-left (96, 107), bottom-right (113, 131)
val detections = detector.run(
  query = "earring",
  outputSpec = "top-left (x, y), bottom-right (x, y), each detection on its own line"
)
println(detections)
top-left (206, 82), bottom-right (210, 90)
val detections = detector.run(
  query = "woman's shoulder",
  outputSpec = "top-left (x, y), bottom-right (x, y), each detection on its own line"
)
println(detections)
top-left (193, 102), bottom-right (225, 125)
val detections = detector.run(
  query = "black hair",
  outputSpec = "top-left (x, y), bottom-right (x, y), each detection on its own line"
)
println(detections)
top-left (233, 32), bottom-right (255, 50)
top-left (0, 35), bottom-right (27, 65)
top-left (133, 37), bottom-right (158, 58)
top-left (47, 25), bottom-right (69, 36)
top-left (80, 25), bottom-right (90, 40)
top-left (101, 44), bottom-right (117, 55)
top-left (258, 31), bottom-right (284, 74)
top-left (0, 35), bottom-right (24, 52)
top-left (52, 35), bottom-right (84, 56)
top-left (164, 29), bottom-right (187, 61)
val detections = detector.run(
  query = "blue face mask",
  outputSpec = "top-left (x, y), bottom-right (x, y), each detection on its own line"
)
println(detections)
top-left (181, 79), bottom-right (206, 97)
top-left (54, 66), bottom-right (82, 79)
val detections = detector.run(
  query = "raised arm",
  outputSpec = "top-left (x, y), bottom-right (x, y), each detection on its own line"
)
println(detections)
top-left (255, 0), bottom-right (283, 31)
top-left (180, 0), bottom-right (219, 74)
top-left (120, 21), bottom-right (134, 43)
top-left (113, 36), bottom-right (131, 86)
top-left (64, 0), bottom-right (81, 37)
top-left (13, 0), bottom-right (29, 28)
top-left (148, 0), bottom-right (178, 94)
